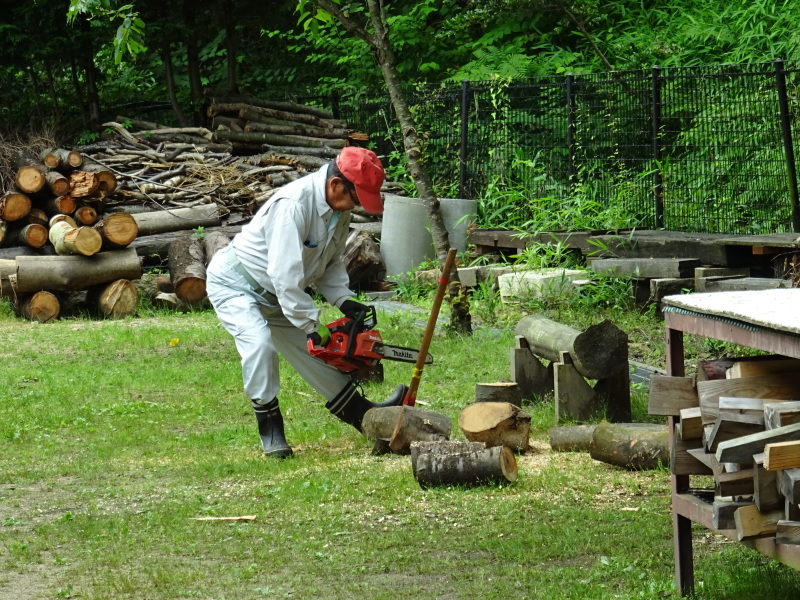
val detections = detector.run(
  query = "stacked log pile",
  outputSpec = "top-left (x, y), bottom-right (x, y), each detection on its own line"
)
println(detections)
top-left (650, 354), bottom-right (800, 543)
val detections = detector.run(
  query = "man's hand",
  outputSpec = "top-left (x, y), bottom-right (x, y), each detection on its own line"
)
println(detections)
top-left (307, 324), bottom-right (331, 347)
top-left (340, 298), bottom-right (369, 319)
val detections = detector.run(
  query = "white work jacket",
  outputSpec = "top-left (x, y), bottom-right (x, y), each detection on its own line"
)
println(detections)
top-left (231, 166), bottom-right (353, 334)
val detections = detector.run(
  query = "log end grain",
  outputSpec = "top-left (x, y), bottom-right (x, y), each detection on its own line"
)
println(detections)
top-left (66, 227), bottom-right (103, 256)
top-left (19, 224), bottom-right (48, 248)
top-left (15, 165), bottom-right (46, 194)
top-left (458, 402), bottom-right (532, 452)
top-left (96, 213), bottom-right (139, 249)
top-left (18, 291), bottom-right (60, 323)
top-left (0, 193), bottom-right (32, 222)
top-left (174, 277), bottom-right (207, 305)
top-left (90, 279), bottom-right (138, 318)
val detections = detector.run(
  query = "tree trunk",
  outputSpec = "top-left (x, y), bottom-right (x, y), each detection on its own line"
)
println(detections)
top-left (14, 224), bottom-right (48, 249)
top-left (45, 171), bottom-right (71, 197)
top-left (17, 291), bottom-right (60, 323)
top-left (161, 40), bottom-right (188, 127)
top-left (79, 15), bottom-right (101, 131)
top-left (132, 204), bottom-right (221, 237)
top-left (412, 443), bottom-right (518, 488)
top-left (222, 0), bottom-right (238, 94)
top-left (588, 421), bottom-right (669, 470)
top-left (0, 192), bottom-right (31, 222)
top-left (168, 235), bottom-right (207, 304)
top-left (458, 401), bottom-right (531, 452)
top-left (49, 221), bottom-right (102, 257)
top-left (515, 315), bottom-right (628, 380)
top-left (40, 148), bottom-right (83, 171)
top-left (80, 162), bottom-right (118, 193)
top-left (87, 279), bottom-right (138, 318)
top-left (15, 248), bottom-right (142, 292)
top-left (94, 213), bottom-right (139, 249)
top-left (183, 0), bottom-right (205, 125)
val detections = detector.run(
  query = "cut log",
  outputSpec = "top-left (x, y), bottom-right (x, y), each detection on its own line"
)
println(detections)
top-left (15, 249), bottom-right (142, 292)
top-left (44, 171), bottom-right (71, 197)
top-left (41, 195), bottom-right (77, 217)
top-left (362, 406), bottom-right (404, 441)
top-left (244, 119), bottom-right (350, 140)
top-left (549, 424), bottom-right (597, 451)
top-left (412, 443), bottom-right (518, 488)
top-left (458, 401), bottom-right (531, 452)
top-left (201, 231), bottom-right (230, 265)
top-left (168, 235), bottom-right (207, 304)
top-left (475, 382), bottom-right (522, 406)
top-left (68, 171), bottom-right (101, 197)
top-left (94, 213), bottom-right (139, 249)
top-left (588, 421), bottom-right (669, 470)
top-left (14, 157), bottom-right (47, 194)
top-left (213, 129), bottom-right (346, 149)
top-left (387, 405), bottom-right (452, 455)
top-left (0, 192), bottom-right (31, 222)
top-left (514, 315), bottom-right (628, 380)
top-left (87, 279), bottom-right (138, 318)
top-left (73, 206), bottom-right (98, 226)
top-left (409, 441), bottom-right (485, 472)
top-left (0, 259), bottom-right (16, 297)
top-left (132, 204), bottom-right (221, 237)
top-left (17, 291), bottom-right (60, 323)
top-left (13, 224), bottom-right (48, 248)
top-left (50, 214), bottom-right (76, 228)
top-left (49, 220), bottom-right (103, 256)
top-left (40, 148), bottom-right (83, 171)
top-left (342, 230), bottom-right (383, 288)
top-left (26, 208), bottom-right (48, 226)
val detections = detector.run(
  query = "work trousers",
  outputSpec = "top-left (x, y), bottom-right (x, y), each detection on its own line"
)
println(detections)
top-left (206, 245), bottom-right (349, 406)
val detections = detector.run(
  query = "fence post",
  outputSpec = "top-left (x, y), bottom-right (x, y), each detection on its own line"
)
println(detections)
top-left (459, 80), bottom-right (470, 199)
top-left (566, 73), bottom-right (576, 187)
top-left (774, 59), bottom-right (800, 232)
top-left (651, 66), bottom-right (664, 228)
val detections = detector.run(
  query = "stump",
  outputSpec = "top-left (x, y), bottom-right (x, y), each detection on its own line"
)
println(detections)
top-left (17, 291), bottom-right (60, 323)
top-left (168, 235), bottom-right (207, 304)
top-left (411, 443), bottom-right (518, 488)
top-left (458, 402), bottom-right (531, 452)
top-left (588, 421), bottom-right (670, 470)
top-left (362, 406), bottom-right (451, 455)
top-left (475, 382), bottom-right (523, 406)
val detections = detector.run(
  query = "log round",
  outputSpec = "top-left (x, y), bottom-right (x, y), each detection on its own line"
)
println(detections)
top-left (41, 148), bottom-right (83, 171)
top-left (549, 424), bottom-right (598, 452)
top-left (412, 444), bottom-right (518, 488)
top-left (17, 291), bottom-right (60, 323)
top-left (88, 279), bottom-right (138, 318)
top-left (362, 406), bottom-right (404, 440)
top-left (458, 401), bottom-right (531, 452)
top-left (27, 208), bottom-right (48, 227)
top-left (0, 192), bottom-right (32, 222)
top-left (387, 406), bottom-right (452, 454)
top-left (50, 214), bottom-right (77, 228)
top-left (14, 161), bottom-right (47, 194)
top-left (410, 441), bottom-right (485, 472)
top-left (0, 259), bottom-right (15, 298)
top-left (94, 213), bottom-right (139, 249)
top-left (15, 248), bottom-right (143, 293)
top-left (168, 235), bottom-right (207, 304)
top-left (16, 224), bottom-right (48, 248)
top-left (73, 206), bottom-right (99, 226)
top-left (69, 171), bottom-right (101, 197)
top-left (42, 195), bottom-right (77, 217)
top-left (514, 315), bottom-right (629, 380)
top-left (80, 163), bottom-right (118, 193)
top-left (475, 382), bottom-right (523, 406)
top-left (49, 221), bottom-right (103, 256)
top-left (588, 421), bottom-right (669, 470)
top-left (45, 171), bottom-right (71, 197)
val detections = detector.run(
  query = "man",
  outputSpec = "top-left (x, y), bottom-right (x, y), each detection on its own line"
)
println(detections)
top-left (206, 146), bottom-right (407, 458)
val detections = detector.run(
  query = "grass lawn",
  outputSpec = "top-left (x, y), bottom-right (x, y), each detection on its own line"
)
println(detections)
top-left (1, 302), bottom-right (799, 599)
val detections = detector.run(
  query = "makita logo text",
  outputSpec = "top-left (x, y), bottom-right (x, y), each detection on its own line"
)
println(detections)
top-left (394, 350), bottom-right (413, 359)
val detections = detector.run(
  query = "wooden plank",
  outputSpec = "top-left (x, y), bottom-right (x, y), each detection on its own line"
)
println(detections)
top-left (765, 401), bottom-right (800, 430)
top-left (717, 397), bottom-right (767, 426)
top-left (707, 419), bottom-right (763, 452)
top-left (778, 468), bottom-right (800, 504)
top-left (678, 407), bottom-right (703, 440)
top-left (715, 422), bottom-right (800, 464)
top-left (734, 504), bottom-right (784, 540)
top-left (753, 453), bottom-right (782, 512)
top-left (672, 425), bottom-right (713, 475)
top-left (716, 468), bottom-right (755, 497)
top-left (765, 441), bottom-right (800, 471)
top-left (786, 499), bottom-right (800, 521)
top-left (687, 447), bottom-right (716, 472)
top-left (713, 499), bottom-right (753, 530)
top-left (727, 356), bottom-right (800, 379)
top-left (648, 375), bottom-right (698, 416)
top-left (697, 373), bottom-right (800, 425)
top-left (776, 520), bottom-right (800, 545)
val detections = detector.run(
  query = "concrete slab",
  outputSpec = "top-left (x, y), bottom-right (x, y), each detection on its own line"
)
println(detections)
top-left (498, 268), bottom-right (586, 302)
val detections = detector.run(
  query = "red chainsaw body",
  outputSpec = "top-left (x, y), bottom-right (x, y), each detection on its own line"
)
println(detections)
top-left (307, 315), bottom-right (384, 373)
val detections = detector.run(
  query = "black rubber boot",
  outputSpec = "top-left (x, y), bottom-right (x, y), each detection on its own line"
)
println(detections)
top-left (325, 382), bottom-right (409, 432)
top-left (253, 398), bottom-right (293, 458)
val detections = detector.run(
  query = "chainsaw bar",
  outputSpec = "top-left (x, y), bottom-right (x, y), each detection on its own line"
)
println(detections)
top-left (376, 343), bottom-right (433, 365)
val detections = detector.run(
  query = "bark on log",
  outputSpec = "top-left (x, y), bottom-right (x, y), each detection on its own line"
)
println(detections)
top-left (362, 406), bottom-right (404, 440)
top-left (588, 421), bottom-right (670, 470)
top-left (202, 231), bottom-right (230, 265)
top-left (15, 248), bottom-right (142, 292)
top-left (132, 204), bottom-right (221, 237)
top-left (412, 444), bottom-right (518, 488)
top-left (343, 230), bottom-right (383, 288)
top-left (130, 225), bottom-right (242, 263)
top-left (49, 221), bottom-right (102, 256)
top-left (409, 441), bottom-right (486, 472)
top-left (50, 214), bottom-right (77, 228)
top-left (475, 382), bottom-right (523, 406)
top-left (114, 116), bottom-right (169, 130)
top-left (17, 291), bottom-right (60, 323)
top-left (549, 424), bottom-right (598, 452)
top-left (26, 208), bottom-right (48, 226)
top-left (168, 235), bottom-right (207, 304)
top-left (45, 171), bottom-right (71, 197)
top-left (0, 259), bottom-right (15, 297)
top-left (208, 102), bottom-right (336, 129)
top-left (214, 129), bottom-right (346, 149)
top-left (87, 279), bottom-right (138, 318)
top-left (243, 118), bottom-right (350, 140)
top-left (515, 315), bottom-right (629, 380)
top-left (0, 192), bottom-right (32, 222)
top-left (41, 195), bottom-right (77, 217)
top-left (14, 157), bottom-right (47, 194)
top-left (458, 402), bottom-right (531, 452)
top-left (40, 148), bottom-right (83, 171)
top-left (259, 144), bottom-right (340, 159)
top-left (206, 95), bottom-right (335, 120)
top-left (388, 405), bottom-right (453, 454)
top-left (68, 171), bottom-right (101, 197)
top-left (94, 213), bottom-right (138, 249)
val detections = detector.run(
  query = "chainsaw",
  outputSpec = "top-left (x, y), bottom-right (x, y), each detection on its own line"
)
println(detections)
top-left (307, 305), bottom-right (432, 378)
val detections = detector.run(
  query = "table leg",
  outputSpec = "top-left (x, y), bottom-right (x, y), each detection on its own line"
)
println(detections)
top-left (674, 509), bottom-right (694, 596)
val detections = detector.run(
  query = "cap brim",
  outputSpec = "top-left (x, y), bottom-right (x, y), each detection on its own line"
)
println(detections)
top-left (355, 186), bottom-right (383, 214)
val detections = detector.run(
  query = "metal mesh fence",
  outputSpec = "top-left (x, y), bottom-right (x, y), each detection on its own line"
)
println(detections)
top-left (337, 61), bottom-right (800, 235)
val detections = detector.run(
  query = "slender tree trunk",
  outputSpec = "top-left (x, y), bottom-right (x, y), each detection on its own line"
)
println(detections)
top-left (44, 63), bottom-right (61, 120)
top-left (223, 0), bottom-right (239, 94)
top-left (70, 57), bottom-right (88, 125)
top-left (184, 0), bottom-right (205, 126)
top-left (79, 16), bottom-right (102, 130)
top-left (161, 40), bottom-right (188, 127)
top-left (28, 67), bottom-right (44, 121)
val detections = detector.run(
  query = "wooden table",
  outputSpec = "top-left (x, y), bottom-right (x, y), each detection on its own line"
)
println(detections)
top-left (662, 289), bottom-right (800, 596)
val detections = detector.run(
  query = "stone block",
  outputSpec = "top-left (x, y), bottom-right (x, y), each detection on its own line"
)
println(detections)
top-left (703, 277), bottom-right (790, 292)
top-left (498, 269), bottom-right (586, 302)
top-left (589, 257), bottom-right (700, 278)
top-left (695, 267), bottom-right (750, 279)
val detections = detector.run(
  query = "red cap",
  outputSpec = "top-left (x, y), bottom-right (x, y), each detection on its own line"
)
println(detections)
top-left (336, 147), bottom-right (385, 214)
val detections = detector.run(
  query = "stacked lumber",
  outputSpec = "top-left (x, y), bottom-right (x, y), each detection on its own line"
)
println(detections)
top-left (650, 355), bottom-right (800, 543)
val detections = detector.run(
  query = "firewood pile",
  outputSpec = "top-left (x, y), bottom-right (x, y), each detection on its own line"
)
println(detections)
top-left (0, 99), bottom-right (392, 322)
top-left (649, 355), bottom-right (800, 544)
